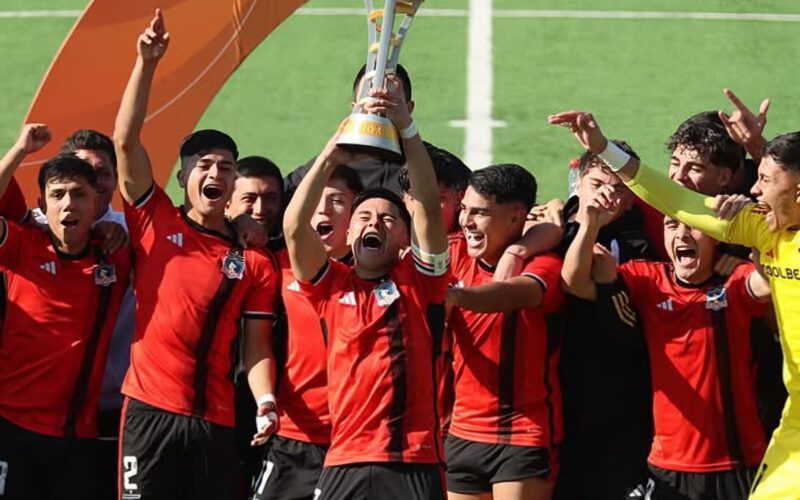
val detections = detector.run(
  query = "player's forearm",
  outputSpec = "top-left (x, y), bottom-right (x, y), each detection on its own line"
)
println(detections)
top-left (0, 145), bottom-right (26, 202)
top-left (624, 161), bottom-right (732, 242)
top-left (506, 222), bottom-right (563, 260)
top-left (405, 133), bottom-right (447, 254)
top-left (283, 154), bottom-right (334, 281)
top-left (244, 320), bottom-right (276, 401)
top-left (561, 219), bottom-right (599, 301)
top-left (451, 278), bottom-right (543, 313)
top-left (114, 58), bottom-right (157, 202)
top-left (748, 269), bottom-right (772, 301)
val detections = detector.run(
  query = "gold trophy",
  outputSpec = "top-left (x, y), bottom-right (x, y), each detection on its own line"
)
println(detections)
top-left (337, 0), bottom-right (424, 161)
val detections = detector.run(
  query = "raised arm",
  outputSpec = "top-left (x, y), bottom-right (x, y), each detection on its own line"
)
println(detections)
top-left (719, 88), bottom-right (769, 163)
top-left (113, 9), bottom-right (169, 203)
top-left (283, 127), bottom-right (352, 281)
top-left (548, 111), bottom-right (749, 246)
top-left (560, 184), bottom-right (621, 301)
top-left (0, 124), bottom-right (50, 202)
top-left (365, 77), bottom-right (447, 256)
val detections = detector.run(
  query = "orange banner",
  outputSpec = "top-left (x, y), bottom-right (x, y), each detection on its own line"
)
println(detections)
top-left (18, 0), bottom-right (307, 206)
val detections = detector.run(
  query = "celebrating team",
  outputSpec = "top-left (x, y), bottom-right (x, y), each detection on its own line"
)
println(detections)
top-left (0, 9), bottom-right (797, 500)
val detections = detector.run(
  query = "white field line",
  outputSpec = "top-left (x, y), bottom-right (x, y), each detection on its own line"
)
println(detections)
top-left (449, 0), bottom-right (505, 169)
top-left (4, 8), bottom-right (800, 22)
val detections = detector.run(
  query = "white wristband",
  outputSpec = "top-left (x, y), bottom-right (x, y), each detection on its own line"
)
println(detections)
top-left (399, 120), bottom-right (418, 139)
top-left (597, 141), bottom-right (631, 172)
top-left (256, 394), bottom-right (276, 408)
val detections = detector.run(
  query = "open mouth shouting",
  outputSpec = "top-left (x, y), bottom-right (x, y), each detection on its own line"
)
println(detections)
top-left (361, 231), bottom-right (384, 251)
top-left (60, 217), bottom-right (80, 230)
top-left (673, 244), bottom-right (698, 267)
top-left (316, 221), bottom-right (334, 240)
top-left (464, 230), bottom-right (485, 252)
top-left (201, 183), bottom-right (224, 203)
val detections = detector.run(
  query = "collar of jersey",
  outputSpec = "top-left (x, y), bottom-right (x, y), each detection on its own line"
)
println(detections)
top-left (180, 207), bottom-right (238, 246)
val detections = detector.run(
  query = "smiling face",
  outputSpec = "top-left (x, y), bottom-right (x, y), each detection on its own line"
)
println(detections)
top-left (668, 146), bottom-right (732, 196)
top-left (458, 186), bottom-right (527, 266)
top-left (664, 216), bottom-right (717, 283)
top-left (312, 178), bottom-right (358, 259)
top-left (179, 148), bottom-right (237, 221)
top-left (347, 197), bottom-right (409, 277)
top-left (226, 175), bottom-right (283, 233)
top-left (43, 176), bottom-right (96, 252)
top-left (750, 155), bottom-right (800, 231)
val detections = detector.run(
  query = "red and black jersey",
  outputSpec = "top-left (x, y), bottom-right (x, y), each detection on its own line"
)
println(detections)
top-left (616, 260), bottom-right (767, 472)
top-left (447, 235), bottom-right (564, 448)
top-left (275, 248), bottom-right (332, 445)
top-left (122, 184), bottom-right (278, 428)
top-left (298, 252), bottom-right (448, 467)
top-left (0, 218), bottom-right (130, 438)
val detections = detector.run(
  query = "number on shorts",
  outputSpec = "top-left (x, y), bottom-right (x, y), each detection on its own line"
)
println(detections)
top-left (123, 456), bottom-right (138, 491)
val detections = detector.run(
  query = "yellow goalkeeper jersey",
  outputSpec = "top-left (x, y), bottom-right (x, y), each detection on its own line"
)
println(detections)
top-left (626, 163), bottom-right (800, 427)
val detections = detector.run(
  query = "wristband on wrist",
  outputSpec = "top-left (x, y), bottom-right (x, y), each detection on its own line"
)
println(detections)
top-left (399, 120), bottom-right (418, 140)
top-left (597, 140), bottom-right (631, 173)
top-left (256, 393), bottom-right (276, 410)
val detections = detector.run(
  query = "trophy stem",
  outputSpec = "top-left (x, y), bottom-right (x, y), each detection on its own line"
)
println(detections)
top-left (372, 0), bottom-right (397, 90)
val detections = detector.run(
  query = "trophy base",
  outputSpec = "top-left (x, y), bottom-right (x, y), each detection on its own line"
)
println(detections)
top-left (336, 113), bottom-right (403, 163)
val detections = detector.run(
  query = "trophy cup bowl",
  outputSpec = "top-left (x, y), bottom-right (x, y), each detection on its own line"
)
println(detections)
top-left (336, 0), bottom-right (423, 163)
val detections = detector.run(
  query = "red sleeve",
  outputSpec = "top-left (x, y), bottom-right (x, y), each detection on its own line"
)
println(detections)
top-left (122, 184), bottom-right (174, 248)
top-left (618, 260), bottom-right (659, 312)
top-left (728, 262), bottom-right (767, 317)
top-left (0, 218), bottom-right (25, 270)
top-left (0, 178), bottom-right (29, 223)
top-left (520, 252), bottom-right (564, 313)
top-left (296, 259), bottom-right (351, 307)
top-left (242, 251), bottom-right (280, 320)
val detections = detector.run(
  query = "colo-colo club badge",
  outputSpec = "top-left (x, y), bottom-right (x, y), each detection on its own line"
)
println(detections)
top-left (94, 264), bottom-right (117, 286)
top-left (705, 286), bottom-right (728, 311)
top-left (374, 280), bottom-right (400, 307)
top-left (222, 250), bottom-right (245, 280)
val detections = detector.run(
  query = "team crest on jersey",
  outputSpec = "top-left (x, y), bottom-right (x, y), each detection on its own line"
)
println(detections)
top-left (222, 250), bottom-right (245, 280)
top-left (705, 286), bottom-right (728, 311)
top-left (374, 280), bottom-right (400, 307)
top-left (94, 264), bottom-right (117, 286)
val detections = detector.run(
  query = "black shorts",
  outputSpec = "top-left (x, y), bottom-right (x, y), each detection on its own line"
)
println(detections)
top-left (119, 398), bottom-right (238, 500)
top-left (316, 462), bottom-right (444, 500)
top-left (0, 417), bottom-right (98, 500)
top-left (637, 464), bottom-right (758, 500)
top-left (251, 435), bottom-right (327, 500)
top-left (444, 435), bottom-right (554, 494)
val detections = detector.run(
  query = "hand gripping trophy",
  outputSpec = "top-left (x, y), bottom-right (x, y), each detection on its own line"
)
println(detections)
top-left (336, 0), bottom-right (424, 162)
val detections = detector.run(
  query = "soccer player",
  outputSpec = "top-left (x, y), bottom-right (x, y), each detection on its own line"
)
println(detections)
top-left (227, 155), bottom-right (285, 247)
top-left (283, 78), bottom-right (449, 500)
top-left (548, 109), bottom-right (798, 499)
top-left (0, 124), bottom-right (131, 500)
top-left (114, 11), bottom-right (279, 498)
top-left (552, 143), bottom-right (654, 500)
top-left (444, 164), bottom-right (564, 500)
top-left (250, 165), bottom-right (362, 500)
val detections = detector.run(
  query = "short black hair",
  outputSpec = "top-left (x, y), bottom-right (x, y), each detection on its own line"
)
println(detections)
top-left (329, 165), bottom-right (364, 195)
top-left (60, 129), bottom-right (117, 170)
top-left (468, 164), bottom-right (537, 210)
top-left (579, 139), bottom-right (640, 177)
top-left (235, 156), bottom-right (284, 193)
top-left (179, 129), bottom-right (239, 165)
top-left (666, 111), bottom-right (744, 172)
top-left (764, 132), bottom-right (800, 173)
top-left (37, 154), bottom-right (97, 193)
top-left (398, 142), bottom-right (471, 195)
top-left (351, 187), bottom-right (412, 230)
top-left (353, 63), bottom-right (412, 102)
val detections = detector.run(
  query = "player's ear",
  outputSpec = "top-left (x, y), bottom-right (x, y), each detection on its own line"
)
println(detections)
top-left (795, 181), bottom-right (800, 203)
top-left (407, 100), bottom-right (415, 115)
top-left (177, 167), bottom-right (187, 189)
top-left (717, 168), bottom-right (732, 190)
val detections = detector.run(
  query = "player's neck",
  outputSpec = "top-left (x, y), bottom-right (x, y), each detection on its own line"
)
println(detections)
top-left (329, 245), bottom-right (351, 261)
top-left (185, 206), bottom-right (230, 236)
top-left (52, 232), bottom-right (90, 257)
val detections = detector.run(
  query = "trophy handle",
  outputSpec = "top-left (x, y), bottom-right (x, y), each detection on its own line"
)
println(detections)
top-left (387, 1), bottom-right (424, 72)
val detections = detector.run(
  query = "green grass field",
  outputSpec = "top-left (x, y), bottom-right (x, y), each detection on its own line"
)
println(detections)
top-left (2, 0), bottom-right (800, 203)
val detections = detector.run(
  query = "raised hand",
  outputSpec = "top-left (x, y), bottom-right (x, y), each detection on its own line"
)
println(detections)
top-left (718, 88), bottom-right (769, 160)
top-left (363, 75), bottom-right (412, 130)
top-left (138, 9), bottom-right (170, 62)
top-left (581, 183), bottom-right (622, 227)
top-left (548, 111), bottom-right (608, 154)
top-left (711, 193), bottom-right (751, 221)
top-left (15, 123), bottom-right (51, 155)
